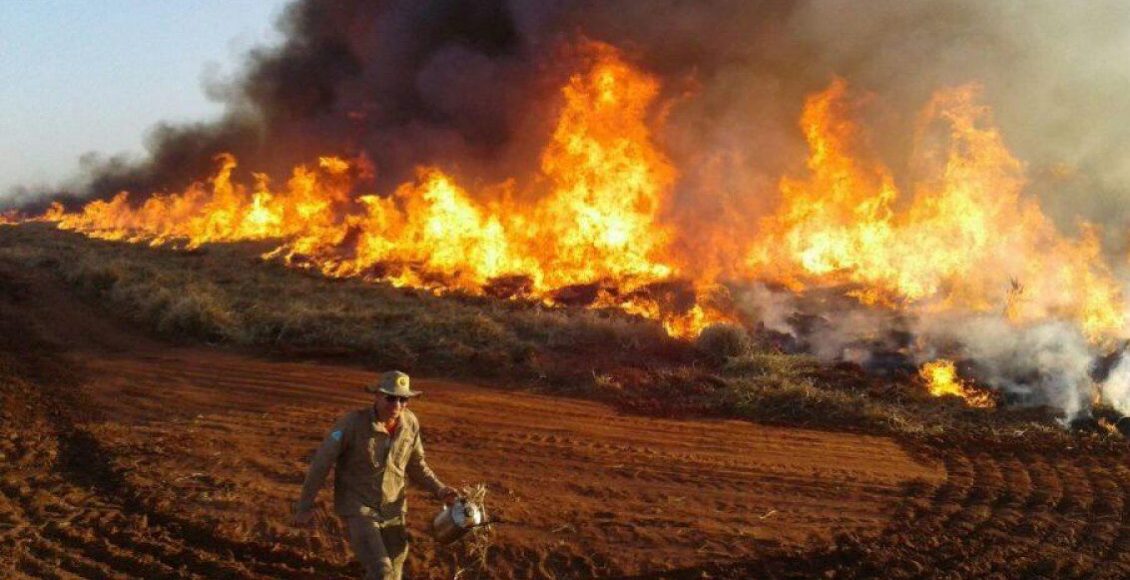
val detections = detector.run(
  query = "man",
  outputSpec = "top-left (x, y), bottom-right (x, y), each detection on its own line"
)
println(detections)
top-left (294, 370), bottom-right (456, 580)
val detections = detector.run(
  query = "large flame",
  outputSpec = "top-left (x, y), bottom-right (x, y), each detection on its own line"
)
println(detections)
top-left (29, 47), bottom-right (1127, 349)
top-left (750, 79), bottom-right (1125, 344)
top-left (39, 43), bottom-right (729, 337)
top-left (284, 43), bottom-right (678, 293)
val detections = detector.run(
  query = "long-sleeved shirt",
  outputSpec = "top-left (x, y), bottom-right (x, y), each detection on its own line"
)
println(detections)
top-left (297, 406), bottom-right (445, 519)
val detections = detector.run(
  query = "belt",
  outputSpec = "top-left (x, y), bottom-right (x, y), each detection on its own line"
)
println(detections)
top-left (357, 506), bottom-right (405, 527)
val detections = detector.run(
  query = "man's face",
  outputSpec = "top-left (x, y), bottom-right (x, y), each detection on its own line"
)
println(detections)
top-left (375, 393), bottom-right (408, 422)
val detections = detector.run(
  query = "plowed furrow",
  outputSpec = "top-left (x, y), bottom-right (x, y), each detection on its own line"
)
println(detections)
top-left (453, 421), bottom-right (906, 463)
top-left (4, 480), bottom-right (194, 579)
top-left (15, 550), bottom-right (70, 580)
top-left (25, 533), bottom-right (123, 580)
top-left (94, 356), bottom-right (922, 466)
top-left (944, 454), bottom-right (1006, 573)
top-left (923, 452), bottom-right (975, 539)
top-left (39, 522), bottom-right (178, 579)
top-left (1039, 460), bottom-right (1092, 577)
top-left (97, 526), bottom-right (234, 579)
top-left (122, 508), bottom-right (348, 578)
top-left (1067, 458), bottom-right (1121, 577)
top-left (440, 429), bottom-right (913, 498)
top-left (1010, 453), bottom-right (1065, 564)
top-left (66, 512), bottom-right (233, 579)
top-left (978, 453), bottom-right (1042, 574)
top-left (1092, 462), bottom-right (1130, 578)
top-left (92, 365), bottom-right (351, 410)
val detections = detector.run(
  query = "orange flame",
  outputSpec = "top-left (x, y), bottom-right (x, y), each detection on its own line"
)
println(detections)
top-left (25, 51), bottom-right (1127, 346)
top-left (37, 43), bottom-right (729, 338)
top-left (918, 359), bottom-right (996, 408)
top-left (750, 79), bottom-right (1125, 344)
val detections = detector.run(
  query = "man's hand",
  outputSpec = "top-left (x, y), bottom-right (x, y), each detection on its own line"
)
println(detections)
top-left (439, 486), bottom-right (459, 506)
top-left (292, 508), bottom-right (316, 527)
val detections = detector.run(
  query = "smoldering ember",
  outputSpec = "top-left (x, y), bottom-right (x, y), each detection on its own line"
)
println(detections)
top-left (4, 1), bottom-right (1130, 578)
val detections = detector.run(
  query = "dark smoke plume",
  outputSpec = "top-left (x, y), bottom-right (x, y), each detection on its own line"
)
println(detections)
top-left (12, 0), bottom-right (1129, 240)
top-left (3, 0), bottom-right (816, 210)
top-left (78, 0), bottom-right (554, 201)
top-left (8, 0), bottom-right (1130, 418)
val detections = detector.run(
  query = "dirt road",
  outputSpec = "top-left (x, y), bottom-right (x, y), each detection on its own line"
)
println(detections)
top-left (86, 348), bottom-right (944, 575)
top-left (19, 258), bottom-right (1130, 578)
top-left (0, 261), bottom-right (942, 577)
top-left (0, 250), bottom-right (951, 579)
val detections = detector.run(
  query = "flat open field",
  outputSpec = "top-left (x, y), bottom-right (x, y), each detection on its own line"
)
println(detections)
top-left (3, 232), bottom-right (1130, 578)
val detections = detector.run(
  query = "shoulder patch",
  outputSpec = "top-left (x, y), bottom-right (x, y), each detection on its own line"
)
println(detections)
top-left (330, 430), bottom-right (343, 442)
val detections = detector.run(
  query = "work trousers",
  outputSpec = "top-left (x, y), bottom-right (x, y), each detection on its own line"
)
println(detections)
top-left (343, 515), bottom-right (410, 580)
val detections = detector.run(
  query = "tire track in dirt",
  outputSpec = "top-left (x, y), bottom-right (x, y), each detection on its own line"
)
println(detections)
top-left (24, 257), bottom-right (1127, 577)
top-left (1, 435), bottom-right (204, 579)
top-left (0, 260), bottom-right (962, 576)
top-left (670, 440), bottom-right (1130, 579)
top-left (3, 437), bottom-right (356, 579)
top-left (0, 266), bottom-right (358, 579)
top-left (74, 348), bottom-right (941, 576)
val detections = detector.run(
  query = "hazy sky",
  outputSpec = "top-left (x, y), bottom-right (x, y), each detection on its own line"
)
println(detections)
top-left (0, 0), bottom-right (291, 195)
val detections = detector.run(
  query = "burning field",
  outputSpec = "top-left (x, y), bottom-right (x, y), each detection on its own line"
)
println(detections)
top-left (5, 0), bottom-right (1130, 577)
top-left (6, 48), bottom-right (1126, 413)
top-left (5, 224), bottom-right (1130, 578)
top-left (9, 22), bottom-right (1130, 419)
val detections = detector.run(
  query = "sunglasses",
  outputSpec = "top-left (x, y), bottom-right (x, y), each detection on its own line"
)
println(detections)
top-left (385, 395), bottom-right (410, 404)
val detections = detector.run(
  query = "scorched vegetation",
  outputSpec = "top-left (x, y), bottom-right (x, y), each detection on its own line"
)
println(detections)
top-left (0, 223), bottom-right (1112, 447)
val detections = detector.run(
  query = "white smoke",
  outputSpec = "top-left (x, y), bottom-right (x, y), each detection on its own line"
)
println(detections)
top-left (733, 283), bottom-right (796, 336)
top-left (1102, 356), bottom-right (1130, 416)
top-left (912, 316), bottom-right (1096, 418)
top-left (735, 283), bottom-right (1109, 419)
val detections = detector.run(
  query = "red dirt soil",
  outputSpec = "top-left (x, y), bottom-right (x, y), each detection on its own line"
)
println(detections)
top-left (0, 262), bottom-right (939, 577)
top-left (14, 258), bottom-right (1130, 578)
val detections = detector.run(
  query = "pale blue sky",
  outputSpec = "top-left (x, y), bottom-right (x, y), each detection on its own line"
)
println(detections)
top-left (0, 0), bottom-right (292, 195)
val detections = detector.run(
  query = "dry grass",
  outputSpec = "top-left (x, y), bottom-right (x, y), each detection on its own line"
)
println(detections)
top-left (0, 225), bottom-right (679, 378)
top-left (447, 483), bottom-right (493, 578)
top-left (694, 323), bottom-right (752, 363)
top-left (0, 224), bottom-right (1084, 441)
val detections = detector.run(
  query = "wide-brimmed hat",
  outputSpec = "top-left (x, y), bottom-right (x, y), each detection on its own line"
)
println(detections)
top-left (364, 370), bottom-right (421, 398)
